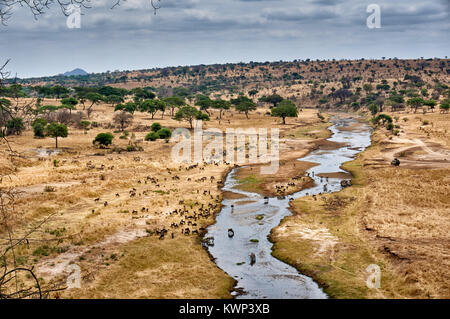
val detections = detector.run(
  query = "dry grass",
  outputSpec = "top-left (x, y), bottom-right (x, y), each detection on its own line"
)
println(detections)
top-left (271, 111), bottom-right (450, 299)
top-left (0, 103), bottom-right (327, 298)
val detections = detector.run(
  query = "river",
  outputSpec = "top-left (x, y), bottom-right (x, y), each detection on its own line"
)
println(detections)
top-left (206, 116), bottom-right (372, 299)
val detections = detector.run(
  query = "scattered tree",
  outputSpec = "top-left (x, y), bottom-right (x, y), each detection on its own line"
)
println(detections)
top-left (234, 98), bottom-right (256, 119)
top-left (271, 100), bottom-right (298, 124)
top-left (45, 123), bottom-right (68, 148)
top-left (163, 96), bottom-right (185, 116)
top-left (113, 111), bottom-right (133, 132)
top-left (407, 97), bottom-right (425, 113)
top-left (174, 106), bottom-right (209, 129)
top-left (212, 99), bottom-right (231, 119)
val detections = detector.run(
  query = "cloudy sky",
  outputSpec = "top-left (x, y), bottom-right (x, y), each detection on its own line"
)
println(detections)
top-left (1, 0), bottom-right (448, 78)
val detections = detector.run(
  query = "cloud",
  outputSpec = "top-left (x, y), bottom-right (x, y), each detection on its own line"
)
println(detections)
top-left (0, 0), bottom-right (448, 78)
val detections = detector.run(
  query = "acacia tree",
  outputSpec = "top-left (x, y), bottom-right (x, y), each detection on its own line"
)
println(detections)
top-left (212, 99), bottom-right (231, 120)
top-left (260, 94), bottom-right (283, 108)
top-left (105, 95), bottom-right (124, 108)
top-left (271, 100), bottom-right (298, 124)
top-left (174, 106), bottom-right (209, 129)
top-left (195, 95), bottom-right (213, 115)
top-left (163, 96), bottom-right (185, 116)
top-left (232, 97), bottom-right (256, 119)
top-left (85, 92), bottom-right (103, 118)
top-left (407, 97), bottom-right (425, 113)
top-left (45, 122), bottom-right (68, 148)
top-left (114, 101), bottom-right (137, 114)
top-left (61, 97), bottom-right (78, 115)
top-left (139, 99), bottom-right (164, 119)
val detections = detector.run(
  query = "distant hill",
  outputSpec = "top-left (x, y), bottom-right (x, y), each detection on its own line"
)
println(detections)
top-left (18, 58), bottom-right (449, 98)
top-left (62, 68), bottom-right (88, 77)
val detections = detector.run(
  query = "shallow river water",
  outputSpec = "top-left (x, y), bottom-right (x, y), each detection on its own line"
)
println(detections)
top-left (206, 116), bottom-right (372, 299)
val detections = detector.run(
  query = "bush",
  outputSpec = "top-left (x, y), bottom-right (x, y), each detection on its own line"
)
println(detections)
top-left (93, 133), bottom-right (114, 147)
top-left (79, 120), bottom-right (91, 130)
top-left (6, 117), bottom-right (25, 135)
top-left (386, 123), bottom-right (394, 130)
top-left (368, 104), bottom-right (378, 115)
top-left (373, 114), bottom-right (393, 125)
top-left (151, 122), bottom-right (162, 132)
top-left (156, 128), bottom-right (172, 139)
top-left (32, 118), bottom-right (48, 138)
top-left (145, 132), bottom-right (159, 141)
top-left (126, 145), bottom-right (142, 152)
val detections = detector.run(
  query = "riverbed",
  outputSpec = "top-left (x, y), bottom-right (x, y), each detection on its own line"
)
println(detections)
top-left (206, 116), bottom-right (372, 299)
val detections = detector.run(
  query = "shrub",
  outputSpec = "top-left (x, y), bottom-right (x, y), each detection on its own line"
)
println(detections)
top-left (145, 132), bottom-right (159, 141)
top-left (156, 128), bottom-right (172, 139)
top-left (6, 117), bottom-right (25, 135)
top-left (386, 123), bottom-right (394, 130)
top-left (151, 122), bottom-right (162, 132)
top-left (79, 120), bottom-right (91, 130)
top-left (373, 114), bottom-right (393, 125)
top-left (368, 103), bottom-right (378, 115)
top-left (93, 133), bottom-right (114, 147)
top-left (32, 118), bottom-right (48, 138)
top-left (44, 186), bottom-right (56, 192)
top-left (126, 145), bottom-right (141, 152)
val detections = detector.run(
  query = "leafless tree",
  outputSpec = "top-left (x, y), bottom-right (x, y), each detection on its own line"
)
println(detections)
top-left (0, 61), bottom-right (66, 299)
top-left (0, 0), bottom-right (162, 299)
top-left (0, 0), bottom-right (161, 25)
top-left (113, 110), bottom-right (133, 131)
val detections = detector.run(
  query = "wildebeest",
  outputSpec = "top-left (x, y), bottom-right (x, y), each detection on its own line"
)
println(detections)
top-left (340, 180), bottom-right (352, 188)
top-left (250, 252), bottom-right (256, 265)
top-left (391, 158), bottom-right (400, 166)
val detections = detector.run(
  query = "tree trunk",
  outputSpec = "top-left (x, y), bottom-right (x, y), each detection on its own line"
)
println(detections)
top-left (55, 136), bottom-right (58, 149)
top-left (282, 117), bottom-right (286, 124)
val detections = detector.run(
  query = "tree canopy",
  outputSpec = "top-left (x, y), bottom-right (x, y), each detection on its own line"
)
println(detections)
top-left (45, 123), bottom-right (68, 148)
top-left (271, 100), bottom-right (298, 124)
top-left (174, 106), bottom-right (209, 129)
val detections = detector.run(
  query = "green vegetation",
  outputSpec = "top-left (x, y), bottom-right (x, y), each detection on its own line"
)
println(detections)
top-left (45, 123), bottom-right (68, 148)
top-left (93, 133), bottom-right (114, 147)
top-left (271, 99), bottom-right (298, 124)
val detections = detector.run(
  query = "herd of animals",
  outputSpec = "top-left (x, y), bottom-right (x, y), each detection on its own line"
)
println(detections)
top-left (58, 153), bottom-right (401, 268)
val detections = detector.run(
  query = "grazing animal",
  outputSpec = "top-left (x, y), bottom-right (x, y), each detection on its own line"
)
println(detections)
top-left (340, 180), bottom-right (352, 188)
top-left (250, 253), bottom-right (256, 265)
top-left (104, 201), bottom-right (108, 207)
top-left (391, 158), bottom-right (400, 166)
